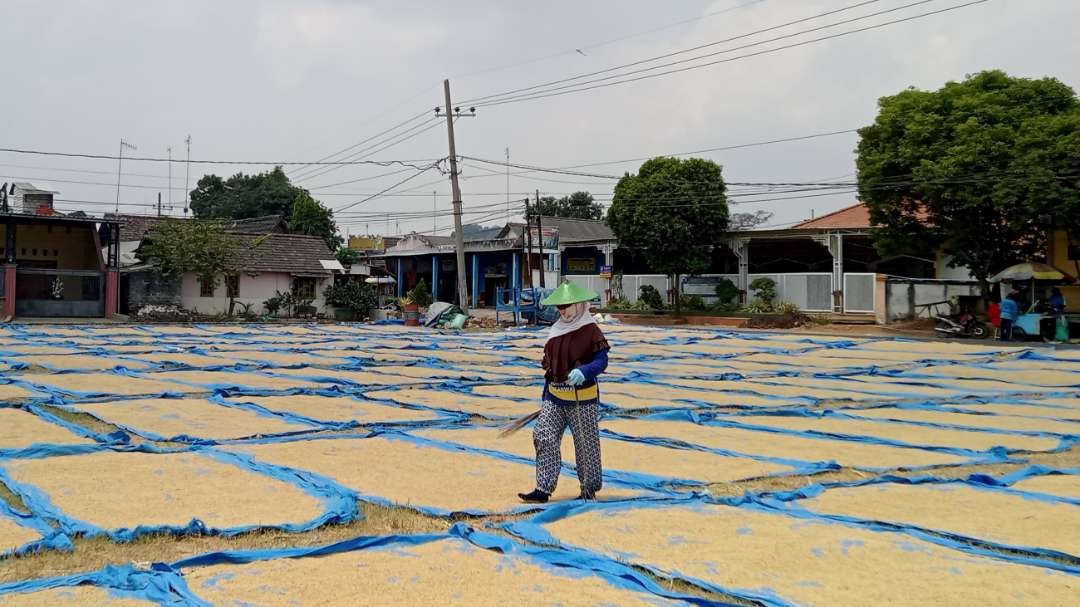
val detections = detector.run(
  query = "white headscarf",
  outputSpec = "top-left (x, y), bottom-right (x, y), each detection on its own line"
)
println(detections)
top-left (546, 302), bottom-right (596, 343)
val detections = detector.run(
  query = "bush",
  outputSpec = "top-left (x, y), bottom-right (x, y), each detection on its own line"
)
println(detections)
top-left (749, 277), bottom-right (777, 309)
top-left (324, 281), bottom-right (378, 320)
top-left (638, 285), bottom-right (665, 310)
top-left (236, 302), bottom-right (257, 321)
top-left (263, 296), bottom-right (282, 316)
top-left (774, 301), bottom-right (801, 315)
top-left (715, 278), bottom-right (739, 305)
top-left (743, 300), bottom-right (773, 314)
top-left (709, 301), bottom-right (740, 315)
top-left (408, 278), bottom-right (434, 309)
top-left (678, 293), bottom-right (707, 311)
top-left (606, 296), bottom-right (632, 310)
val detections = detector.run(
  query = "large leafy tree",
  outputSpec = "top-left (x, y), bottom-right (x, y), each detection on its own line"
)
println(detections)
top-left (190, 166), bottom-right (306, 220)
top-left (530, 191), bottom-right (603, 220)
top-left (857, 70), bottom-right (1080, 291)
top-left (289, 192), bottom-right (342, 250)
top-left (606, 157), bottom-right (728, 314)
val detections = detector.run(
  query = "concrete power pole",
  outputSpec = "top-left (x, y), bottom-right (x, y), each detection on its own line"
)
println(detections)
top-left (441, 79), bottom-right (470, 313)
top-left (535, 189), bottom-right (546, 288)
top-left (183, 135), bottom-right (191, 215)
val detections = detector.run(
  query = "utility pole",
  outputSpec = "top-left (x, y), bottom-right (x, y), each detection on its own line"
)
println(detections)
top-left (157, 192), bottom-right (162, 217)
top-left (524, 197), bottom-right (534, 288)
top-left (167, 146), bottom-right (173, 212)
top-left (183, 135), bottom-right (191, 214)
top-left (432, 191), bottom-right (437, 234)
top-left (535, 189), bottom-right (546, 288)
top-left (115, 139), bottom-right (136, 214)
top-left (505, 147), bottom-right (510, 221)
top-left (439, 79), bottom-right (473, 313)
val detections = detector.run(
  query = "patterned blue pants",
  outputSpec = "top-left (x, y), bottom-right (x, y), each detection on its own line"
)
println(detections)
top-left (533, 399), bottom-right (603, 494)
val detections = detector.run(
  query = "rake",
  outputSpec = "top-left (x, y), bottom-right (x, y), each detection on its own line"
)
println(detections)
top-left (498, 386), bottom-right (579, 438)
top-left (498, 410), bottom-right (540, 438)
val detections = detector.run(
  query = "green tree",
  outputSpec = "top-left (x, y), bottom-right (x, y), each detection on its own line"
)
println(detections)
top-left (335, 246), bottom-right (362, 266)
top-left (729, 210), bottom-right (773, 231)
top-left (289, 192), bottom-right (342, 250)
top-left (530, 191), bottom-right (603, 220)
top-left (606, 157), bottom-right (728, 316)
top-left (857, 70), bottom-right (1080, 293)
top-left (190, 166), bottom-right (300, 220)
top-left (140, 220), bottom-right (264, 315)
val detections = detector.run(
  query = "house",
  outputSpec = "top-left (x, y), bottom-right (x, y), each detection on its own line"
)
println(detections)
top-left (1047, 229), bottom-right (1080, 312)
top-left (178, 232), bottom-right (336, 315)
top-left (113, 213), bottom-right (335, 316)
top-left (0, 182), bottom-right (121, 318)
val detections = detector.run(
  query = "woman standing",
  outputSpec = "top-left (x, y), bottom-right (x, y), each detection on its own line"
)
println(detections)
top-left (518, 282), bottom-right (610, 503)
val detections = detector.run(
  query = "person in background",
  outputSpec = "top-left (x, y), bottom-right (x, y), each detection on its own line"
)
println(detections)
top-left (987, 295), bottom-right (1001, 338)
top-left (999, 290), bottom-right (1020, 341)
top-left (1049, 287), bottom-right (1066, 316)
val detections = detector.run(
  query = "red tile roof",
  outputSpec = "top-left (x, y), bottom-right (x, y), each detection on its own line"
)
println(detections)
top-left (794, 203), bottom-right (871, 229)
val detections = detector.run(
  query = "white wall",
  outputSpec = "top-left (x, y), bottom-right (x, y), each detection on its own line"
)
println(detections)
top-left (936, 254), bottom-right (976, 281)
top-left (180, 272), bottom-right (329, 315)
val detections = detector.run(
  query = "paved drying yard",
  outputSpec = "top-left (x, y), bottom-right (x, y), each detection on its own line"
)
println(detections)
top-left (0, 323), bottom-right (1077, 605)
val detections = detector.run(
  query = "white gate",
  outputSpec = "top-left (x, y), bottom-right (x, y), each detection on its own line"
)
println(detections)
top-left (844, 273), bottom-right (876, 314)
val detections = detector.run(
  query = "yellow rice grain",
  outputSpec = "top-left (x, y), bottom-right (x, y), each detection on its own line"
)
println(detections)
top-left (602, 418), bottom-right (967, 469)
top-left (72, 398), bottom-right (313, 440)
top-left (2, 451), bottom-right (325, 530)
top-left (227, 437), bottom-right (639, 514)
top-left (802, 482), bottom-right (1080, 556)
top-left (544, 503), bottom-right (1077, 607)
top-left (0, 408), bottom-right (94, 450)
top-left (182, 536), bottom-right (675, 606)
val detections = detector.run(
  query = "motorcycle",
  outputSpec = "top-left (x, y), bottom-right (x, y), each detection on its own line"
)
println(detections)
top-left (934, 312), bottom-right (988, 339)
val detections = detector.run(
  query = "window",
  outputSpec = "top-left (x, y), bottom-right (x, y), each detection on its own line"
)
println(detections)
top-left (225, 275), bottom-right (239, 298)
top-left (293, 277), bottom-right (316, 300)
top-left (199, 277), bottom-right (214, 297)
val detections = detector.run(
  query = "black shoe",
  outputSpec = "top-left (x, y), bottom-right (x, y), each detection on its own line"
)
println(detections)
top-left (578, 489), bottom-right (596, 501)
top-left (518, 489), bottom-right (550, 503)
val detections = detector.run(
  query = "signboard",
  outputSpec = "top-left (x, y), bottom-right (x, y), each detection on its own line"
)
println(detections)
top-left (527, 226), bottom-right (560, 253)
top-left (348, 235), bottom-right (384, 252)
top-left (599, 265), bottom-right (613, 278)
top-left (567, 258), bottom-right (596, 273)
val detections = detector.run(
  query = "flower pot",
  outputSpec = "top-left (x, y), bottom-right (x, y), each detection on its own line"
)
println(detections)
top-left (403, 303), bottom-right (420, 326)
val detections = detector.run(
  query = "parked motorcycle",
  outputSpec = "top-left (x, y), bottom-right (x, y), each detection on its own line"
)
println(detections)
top-left (934, 312), bottom-right (988, 339)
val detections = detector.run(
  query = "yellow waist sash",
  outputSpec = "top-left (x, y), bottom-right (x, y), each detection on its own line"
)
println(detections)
top-left (547, 382), bottom-right (599, 405)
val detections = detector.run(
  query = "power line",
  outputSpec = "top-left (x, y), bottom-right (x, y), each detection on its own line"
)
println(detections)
top-left (332, 163), bottom-right (444, 213)
top-left (292, 118), bottom-right (446, 183)
top-left (461, 0), bottom-right (889, 105)
top-left (0, 147), bottom-right (438, 168)
top-left (453, 0), bottom-right (767, 81)
top-left (473, 1), bottom-right (990, 108)
top-left (0, 162), bottom-right (187, 182)
top-left (305, 167), bottom-right (416, 190)
top-left (287, 111), bottom-right (432, 180)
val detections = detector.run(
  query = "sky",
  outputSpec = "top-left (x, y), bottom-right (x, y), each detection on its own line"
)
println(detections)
top-left (2, 0), bottom-right (1078, 237)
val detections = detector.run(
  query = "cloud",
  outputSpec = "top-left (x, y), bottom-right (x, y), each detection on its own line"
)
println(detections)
top-left (255, 2), bottom-right (448, 88)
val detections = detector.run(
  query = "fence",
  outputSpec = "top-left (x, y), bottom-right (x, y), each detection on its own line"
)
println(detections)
top-left (683, 273), bottom-right (833, 312)
top-left (843, 273), bottom-right (876, 314)
top-left (883, 277), bottom-right (981, 322)
top-left (14, 268), bottom-right (105, 317)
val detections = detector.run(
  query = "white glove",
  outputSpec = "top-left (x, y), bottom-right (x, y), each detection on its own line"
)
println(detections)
top-left (567, 369), bottom-right (585, 386)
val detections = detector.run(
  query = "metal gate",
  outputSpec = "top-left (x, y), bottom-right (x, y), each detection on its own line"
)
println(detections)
top-left (843, 273), bottom-right (876, 314)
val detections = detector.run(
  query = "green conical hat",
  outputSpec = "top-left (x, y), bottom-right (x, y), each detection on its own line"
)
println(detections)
top-left (541, 281), bottom-right (598, 306)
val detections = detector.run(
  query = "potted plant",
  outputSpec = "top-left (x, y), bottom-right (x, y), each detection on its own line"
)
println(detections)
top-left (400, 295), bottom-right (420, 326)
top-left (324, 281), bottom-right (378, 322)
